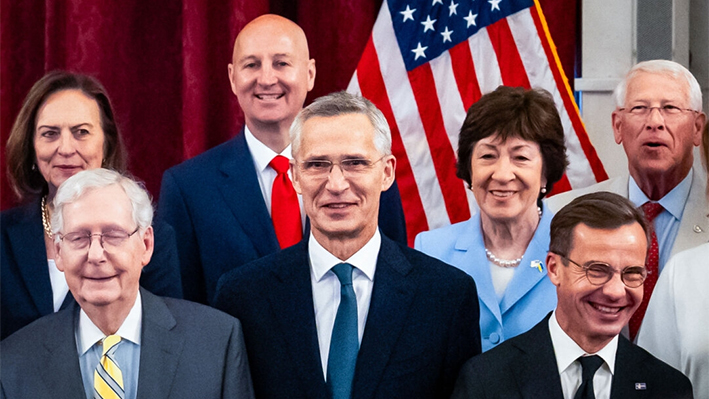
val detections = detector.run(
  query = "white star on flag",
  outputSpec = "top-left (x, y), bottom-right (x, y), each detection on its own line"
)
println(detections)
top-left (400, 5), bottom-right (416, 22)
top-left (411, 42), bottom-right (428, 59)
top-left (432, 0), bottom-right (443, 5)
top-left (463, 10), bottom-right (477, 27)
top-left (489, 0), bottom-right (502, 11)
top-left (440, 26), bottom-right (453, 42)
top-left (421, 15), bottom-right (436, 32)
top-left (448, 1), bottom-right (458, 16)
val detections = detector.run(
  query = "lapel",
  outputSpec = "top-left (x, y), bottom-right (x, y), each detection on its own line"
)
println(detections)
top-left (6, 199), bottom-right (54, 316)
top-left (499, 204), bottom-right (552, 314)
top-left (509, 315), bottom-right (564, 398)
top-left (217, 132), bottom-right (280, 257)
top-left (672, 169), bottom-right (709, 257)
top-left (609, 335), bottom-right (657, 398)
top-left (453, 216), bottom-right (502, 323)
top-left (267, 241), bottom-right (328, 399)
top-left (36, 303), bottom-right (86, 396)
top-left (352, 237), bottom-right (417, 399)
top-left (136, 288), bottom-right (185, 399)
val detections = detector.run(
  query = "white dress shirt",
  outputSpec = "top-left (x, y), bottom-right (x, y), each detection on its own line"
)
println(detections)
top-left (549, 311), bottom-right (617, 399)
top-left (243, 126), bottom-right (304, 225)
top-left (309, 230), bottom-right (380, 379)
top-left (48, 259), bottom-right (69, 312)
top-left (76, 292), bottom-right (142, 399)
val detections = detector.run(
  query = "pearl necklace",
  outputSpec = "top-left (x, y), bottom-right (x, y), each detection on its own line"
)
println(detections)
top-left (41, 195), bottom-right (53, 239)
top-left (484, 206), bottom-right (542, 268)
top-left (485, 248), bottom-right (522, 267)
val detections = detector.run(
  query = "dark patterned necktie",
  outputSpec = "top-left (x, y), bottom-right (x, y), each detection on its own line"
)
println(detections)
top-left (327, 263), bottom-right (359, 399)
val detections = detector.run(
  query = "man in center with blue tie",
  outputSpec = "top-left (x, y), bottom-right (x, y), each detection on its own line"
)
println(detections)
top-left (214, 91), bottom-right (481, 399)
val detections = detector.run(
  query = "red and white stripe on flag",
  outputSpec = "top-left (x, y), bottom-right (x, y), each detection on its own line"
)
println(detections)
top-left (348, 0), bottom-right (607, 245)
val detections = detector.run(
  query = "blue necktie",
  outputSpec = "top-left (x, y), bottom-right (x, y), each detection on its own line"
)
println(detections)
top-left (327, 263), bottom-right (359, 399)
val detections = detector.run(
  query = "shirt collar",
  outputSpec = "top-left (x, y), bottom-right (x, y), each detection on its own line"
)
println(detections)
top-left (76, 291), bottom-right (143, 355)
top-left (309, 230), bottom-right (381, 283)
top-left (244, 125), bottom-right (293, 173)
top-left (628, 168), bottom-right (693, 220)
top-left (549, 310), bottom-right (618, 375)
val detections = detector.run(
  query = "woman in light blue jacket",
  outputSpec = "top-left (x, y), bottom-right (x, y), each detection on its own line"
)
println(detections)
top-left (415, 86), bottom-right (568, 351)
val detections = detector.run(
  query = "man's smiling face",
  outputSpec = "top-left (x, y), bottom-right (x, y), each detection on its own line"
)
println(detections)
top-left (548, 222), bottom-right (647, 350)
top-left (228, 15), bottom-right (315, 132)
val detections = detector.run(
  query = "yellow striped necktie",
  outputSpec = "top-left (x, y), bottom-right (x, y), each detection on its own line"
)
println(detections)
top-left (94, 335), bottom-right (125, 399)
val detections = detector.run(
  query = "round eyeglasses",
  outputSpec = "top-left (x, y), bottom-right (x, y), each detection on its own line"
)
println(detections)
top-left (554, 253), bottom-right (647, 288)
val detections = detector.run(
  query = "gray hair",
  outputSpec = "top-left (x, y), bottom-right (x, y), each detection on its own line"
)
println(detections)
top-left (613, 59), bottom-right (702, 111)
top-left (51, 168), bottom-right (153, 240)
top-left (290, 91), bottom-right (392, 157)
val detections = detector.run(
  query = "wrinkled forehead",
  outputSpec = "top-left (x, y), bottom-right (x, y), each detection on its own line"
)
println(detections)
top-left (626, 71), bottom-right (690, 103)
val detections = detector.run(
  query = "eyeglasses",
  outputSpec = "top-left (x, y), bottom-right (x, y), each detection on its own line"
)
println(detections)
top-left (59, 227), bottom-right (140, 252)
top-left (618, 105), bottom-right (698, 119)
top-left (554, 253), bottom-right (647, 288)
top-left (295, 156), bottom-right (387, 179)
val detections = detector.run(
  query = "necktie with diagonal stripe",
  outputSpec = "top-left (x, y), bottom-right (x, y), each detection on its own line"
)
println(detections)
top-left (94, 335), bottom-right (125, 399)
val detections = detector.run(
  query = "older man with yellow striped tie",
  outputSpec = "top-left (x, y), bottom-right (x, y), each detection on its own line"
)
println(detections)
top-left (1, 169), bottom-right (254, 399)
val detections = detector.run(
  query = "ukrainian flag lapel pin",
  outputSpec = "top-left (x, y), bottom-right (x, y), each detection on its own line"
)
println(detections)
top-left (531, 260), bottom-right (543, 273)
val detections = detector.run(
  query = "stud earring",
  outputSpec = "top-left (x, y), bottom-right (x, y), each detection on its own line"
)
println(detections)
top-left (540, 187), bottom-right (547, 194)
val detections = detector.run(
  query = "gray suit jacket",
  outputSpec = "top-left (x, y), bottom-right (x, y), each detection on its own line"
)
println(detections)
top-left (546, 171), bottom-right (709, 259)
top-left (0, 288), bottom-right (254, 399)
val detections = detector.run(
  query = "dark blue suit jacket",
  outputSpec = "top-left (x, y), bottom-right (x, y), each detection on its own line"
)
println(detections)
top-left (214, 236), bottom-right (481, 399)
top-left (451, 313), bottom-right (694, 399)
top-left (0, 288), bottom-right (254, 399)
top-left (157, 132), bottom-right (407, 305)
top-left (1, 198), bottom-right (183, 339)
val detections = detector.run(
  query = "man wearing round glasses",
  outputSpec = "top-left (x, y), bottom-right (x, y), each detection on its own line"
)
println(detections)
top-left (451, 192), bottom-right (692, 398)
top-left (1, 169), bottom-right (255, 399)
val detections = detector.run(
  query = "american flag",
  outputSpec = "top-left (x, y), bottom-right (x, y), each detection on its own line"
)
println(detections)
top-left (348, 0), bottom-right (608, 244)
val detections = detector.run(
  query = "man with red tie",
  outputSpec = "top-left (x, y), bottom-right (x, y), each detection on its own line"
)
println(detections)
top-left (547, 60), bottom-right (707, 339)
top-left (157, 14), bottom-right (406, 305)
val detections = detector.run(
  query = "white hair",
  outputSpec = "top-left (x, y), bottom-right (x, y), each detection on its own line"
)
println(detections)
top-left (613, 59), bottom-right (702, 111)
top-left (51, 168), bottom-right (153, 240)
top-left (290, 91), bottom-right (392, 157)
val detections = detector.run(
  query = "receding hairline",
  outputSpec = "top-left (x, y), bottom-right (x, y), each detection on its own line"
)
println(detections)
top-left (232, 14), bottom-right (310, 61)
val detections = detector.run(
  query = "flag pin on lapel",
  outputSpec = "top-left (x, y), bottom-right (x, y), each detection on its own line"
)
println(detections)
top-left (531, 260), bottom-right (543, 273)
top-left (635, 382), bottom-right (647, 390)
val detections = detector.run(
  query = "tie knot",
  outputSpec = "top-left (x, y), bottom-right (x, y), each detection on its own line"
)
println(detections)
top-left (578, 355), bottom-right (604, 380)
top-left (641, 202), bottom-right (664, 222)
top-left (102, 335), bottom-right (122, 356)
top-left (331, 263), bottom-right (354, 286)
top-left (270, 155), bottom-right (291, 174)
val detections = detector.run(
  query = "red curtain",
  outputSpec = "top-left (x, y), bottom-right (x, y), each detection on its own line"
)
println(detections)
top-left (0, 0), bottom-right (576, 211)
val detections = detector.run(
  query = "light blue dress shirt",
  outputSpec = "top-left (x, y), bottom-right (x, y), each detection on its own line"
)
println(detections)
top-left (76, 294), bottom-right (142, 399)
top-left (628, 169), bottom-right (693, 271)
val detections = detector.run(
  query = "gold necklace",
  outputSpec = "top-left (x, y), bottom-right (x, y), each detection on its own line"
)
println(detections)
top-left (41, 195), bottom-right (53, 239)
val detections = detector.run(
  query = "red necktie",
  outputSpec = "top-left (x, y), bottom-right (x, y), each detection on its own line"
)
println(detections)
top-left (269, 155), bottom-right (302, 248)
top-left (629, 201), bottom-right (663, 340)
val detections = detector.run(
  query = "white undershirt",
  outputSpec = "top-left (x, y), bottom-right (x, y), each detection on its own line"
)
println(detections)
top-left (309, 231), bottom-right (380, 379)
top-left (549, 311), bottom-right (617, 399)
top-left (243, 126), bottom-right (304, 226)
top-left (48, 259), bottom-right (69, 312)
top-left (488, 261), bottom-right (516, 299)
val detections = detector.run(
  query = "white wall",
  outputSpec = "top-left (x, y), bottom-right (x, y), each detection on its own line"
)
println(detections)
top-left (576, 0), bottom-right (708, 180)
